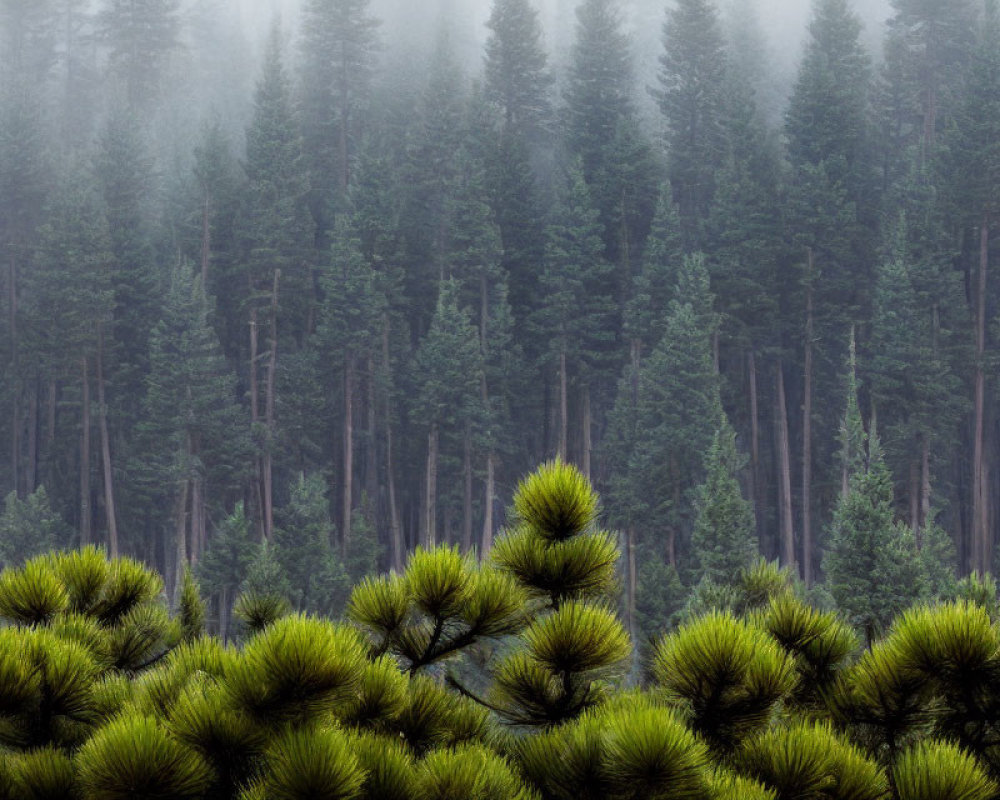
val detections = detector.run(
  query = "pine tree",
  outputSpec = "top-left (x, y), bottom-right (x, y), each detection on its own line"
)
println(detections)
top-left (483, 0), bottom-right (551, 140)
top-left (132, 262), bottom-right (249, 592)
top-left (299, 0), bottom-right (380, 232)
top-left (825, 416), bottom-right (927, 642)
top-left (689, 420), bottom-right (757, 586)
top-left (411, 280), bottom-right (483, 548)
top-left (0, 487), bottom-right (70, 567)
top-left (538, 163), bottom-right (617, 474)
top-left (656, 0), bottom-right (728, 248)
top-left (97, 0), bottom-right (181, 110)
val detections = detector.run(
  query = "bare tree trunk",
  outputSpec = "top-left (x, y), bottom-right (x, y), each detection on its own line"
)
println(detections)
top-left (462, 425), bottom-right (473, 553)
top-left (173, 464), bottom-right (190, 604)
top-left (201, 194), bottom-right (211, 287)
top-left (668, 456), bottom-right (679, 566)
top-left (47, 378), bottom-right (56, 446)
top-left (425, 423), bottom-right (439, 548)
top-left (263, 272), bottom-right (279, 542)
top-left (191, 475), bottom-right (204, 566)
top-left (973, 217), bottom-right (989, 573)
top-left (802, 279), bottom-right (813, 586)
top-left (748, 350), bottom-right (763, 541)
top-left (365, 354), bottom-right (377, 506)
top-left (80, 356), bottom-right (92, 546)
top-left (558, 349), bottom-right (568, 461)
top-left (582, 384), bottom-right (592, 481)
top-left (342, 352), bottom-right (354, 556)
top-left (776, 363), bottom-right (795, 572)
top-left (921, 438), bottom-right (932, 532)
top-left (96, 325), bottom-right (118, 557)
top-left (482, 451), bottom-right (496, 557)
top-left (382, 318), bottom-right (403, 569)
top-left (910, 458), bottom-right (921, 539)
top-left (625, 524), bottom-right (637, 639)
top-left (26, 379), bottom-right (37, 493)
top-left (249, 305), bottom-right (264, 539)
top-left (9, 255), bottom-right (18, 496)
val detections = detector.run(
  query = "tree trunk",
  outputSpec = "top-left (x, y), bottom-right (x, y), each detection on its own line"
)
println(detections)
top-left (9, 255), bottom-right (18, 496)
top-left (338, 47), bottom-right (350, 192)
top-left (462, 425), bottom-right (473, 553)
top-left (625, 524), bottom-right (637, 639)
top-left (191, 475), bottom-right (204, 566)
top-left (249, 305), bottom-right (264, 539)
top-left (921, 438), bottom-right (932, 532)
top-left (26, 379), bottom-right (37, 493)
top-left (263, 271), bottom-right (279, 542)
top-left (365, 354), bottom-right (377, 507)
top-left (581, 384), bottom-right (592, 481)
top-left (342, 352), bottom-right (354, 557)
top-left (910, 458), bottom-right (921, 540)
top-left (776, 363), bottom-right (795, 572)
top-left (973, 216), bottom-right (989, 573)
top-left (668, 455), bottom-right (679, 566)
top-left (558, 348), bottom-right (568, 461)
top-left (173, 465), bottom-right (190, 605)
top-left (748, 350), bottom-right (763, 542)
top-left (46, 378), bottom-right (56, 446)
top-left (382, 318), bottom-right (404, 569)
top-left (425, 423), bottom-right (439, 548)
top-left (802, 279), bottom-right (813, 586)
top-left (96, 326), bottom-right (118, 557)
top-left (482, 451), bottom-right (496, 557)
top-left (80, 356), bottom-right (92, 546)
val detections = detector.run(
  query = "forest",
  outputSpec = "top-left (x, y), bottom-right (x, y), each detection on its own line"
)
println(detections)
top-left (0, 0), bottom-right (998, 641)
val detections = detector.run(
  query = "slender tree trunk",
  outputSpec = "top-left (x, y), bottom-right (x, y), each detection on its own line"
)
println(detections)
top-left (26, 379), bottom-right (37, 493)
top-left (668, 455), bottom-right (679, 567)
top-left (365, 354), bottom-right (377, 507)
top-left (47, 378), bottom-right (56, 446)
top-left (249, 305), bottom-right (264, 539)
top-left (582, 384), bottom-right (592, 480)
top-left (9, 255), bottom-right (18, 496)
top-left (482, 451), bottom-right (496, 557)
top-left (748, 350), bottom-right (763, 541)
top-left (462, 425), bottom-right (473, 553)
top-left (173, 466), bottom-right (190, 604)
top-left (625, 524), bottom-right (637, 639)
top-left (96, 325), bottom-right (118, 557)
top-left (342, 352), bottom-right (354, 556)
top-left (338, 48), bottom-right (350, 192)
top-left (973, 217), bottom-right (989, 573)
top-left (425, 423), bottom-right (439, 548)
top-left (802, 279), bottom-right (814, 586)
top-left (382, 319), bottom-right (403, 569)
top-left (921, 438), bottom-right (932, 532)
top-left (776, 363), bottom-right (795, 572)
top-left (80, 356), bottom-right (92, 546)
top-left (201, 192), bottom-right (211, 287)
top-left (191, 475), bottom-right (204, 565)
top-left (263, 272), bottom-right (279, 542)
top-left (910, 458), bottom-right (921, 539)
top-left (558, 348), bottom-right (568, 461)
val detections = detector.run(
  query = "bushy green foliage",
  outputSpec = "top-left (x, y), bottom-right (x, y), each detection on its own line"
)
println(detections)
top-left (0, 464), bottom-right (995, 800)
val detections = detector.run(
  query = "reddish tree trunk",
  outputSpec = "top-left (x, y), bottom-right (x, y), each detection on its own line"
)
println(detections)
top-left (748, 350), bottom-right (763, 541)
top-left (382, 319), bottom-right (404, 569)
top-left (482, 451), bottom-right (496, 557)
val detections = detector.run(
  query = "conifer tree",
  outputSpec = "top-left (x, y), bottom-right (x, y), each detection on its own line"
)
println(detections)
top-left (483, 0), bottom-right (551, 140)
top-left (657, 0), bottom-right (728, 248)
top-left (132, 262), bottom-right (248, 592)
top-left (411, 281), bottom-right (483, 548)
top-left (689, 420), bottom-right (757, 586)
top-left (539, 163), bottom-right (617, 475)
top-left (299, 0), bottom-right (380, 232)
top-left (0, 487), bottom-right (70, 567)
top-left (97, 0), bottom-right (181, 110)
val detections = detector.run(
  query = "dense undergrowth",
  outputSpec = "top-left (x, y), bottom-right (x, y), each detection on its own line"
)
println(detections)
top-left (0, 461), bottom-right (999, 800)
